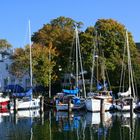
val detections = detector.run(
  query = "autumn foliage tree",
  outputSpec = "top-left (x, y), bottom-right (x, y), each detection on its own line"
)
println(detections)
top-left (9, 43), bottom-right (58, 87)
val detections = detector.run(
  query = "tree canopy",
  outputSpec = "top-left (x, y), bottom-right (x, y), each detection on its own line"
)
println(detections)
top-left (9, 16), bottom-right (140, 94)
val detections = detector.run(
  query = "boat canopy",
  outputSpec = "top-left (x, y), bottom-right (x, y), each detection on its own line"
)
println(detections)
top-left (62, 88), bottom-right (79, 95)
top-left (13, 88), bottom-right (32, 98)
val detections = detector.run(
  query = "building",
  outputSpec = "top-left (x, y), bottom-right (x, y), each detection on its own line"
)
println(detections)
top-left (0, 48), bottom-right (30, 92)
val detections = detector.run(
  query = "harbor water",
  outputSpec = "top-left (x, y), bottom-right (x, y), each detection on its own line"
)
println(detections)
top-left (0, 109), bottom-right (140, 140)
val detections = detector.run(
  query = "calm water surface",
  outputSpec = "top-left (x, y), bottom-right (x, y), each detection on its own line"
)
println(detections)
top-left (0, 109), bottom-right (140, 140)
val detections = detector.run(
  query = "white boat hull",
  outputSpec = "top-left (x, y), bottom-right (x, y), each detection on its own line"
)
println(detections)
top-left (10, 98), bottom-right (41, 110)
top-left (85, 98), bottom-right (112, 112)
top-left (18, 98), bottom-right (40, 110)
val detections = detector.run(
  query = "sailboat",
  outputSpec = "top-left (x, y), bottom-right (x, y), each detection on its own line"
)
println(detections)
top-left (110, 31), bottom-right (136, 112)
top-left (85, 32), bottom-right (113, 112)
top-left (12, 21), bottom-right (41, 110)
top-left (56, 27), bottom-right (86, 111)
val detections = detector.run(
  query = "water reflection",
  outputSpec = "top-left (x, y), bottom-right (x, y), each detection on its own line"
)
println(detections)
top-left (0, 110), bottom-right (140, 140)
top-left (0, 109), bottom-right (41, 140)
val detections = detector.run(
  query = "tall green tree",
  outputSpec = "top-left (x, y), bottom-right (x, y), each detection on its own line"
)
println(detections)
top-left (93, 19), bottom-right (140, 90)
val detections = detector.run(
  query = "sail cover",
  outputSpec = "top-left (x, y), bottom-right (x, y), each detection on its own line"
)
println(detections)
top-left (62, 88), bottom-right (79, 95)
top-left (13, 88), bottom-right (32, 98)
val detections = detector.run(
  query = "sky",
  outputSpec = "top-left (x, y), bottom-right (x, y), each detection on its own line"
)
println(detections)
top-left (0, 0), bottom-right (140, 48)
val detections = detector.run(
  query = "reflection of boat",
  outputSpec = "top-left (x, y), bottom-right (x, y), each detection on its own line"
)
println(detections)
top-left (85, 112), bottom-right (112, 125)
top-left (0, 109), bottom-right (10, 123)
top-left (17, 109), bottom-right (40, 118)
top-left (111, 112), bottom-right (136, 140)
top-left (85, 112), bottom-right (112, 140)
top-left (56, 111), bottom-right (82, 131)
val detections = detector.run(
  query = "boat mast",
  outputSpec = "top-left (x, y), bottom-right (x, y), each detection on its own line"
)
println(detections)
top-left (126, 31), bottom-right (135, 98)
top-left (75, 27), bottom-right (79, 89)
top-left (29, 20), bottom-right (33, 88)
top-left (75, 27), bottom-right (86, 98)
top-left (49, 47), bottom-right (51, 98)
top-left (90, 32), bottom-right (96, 93)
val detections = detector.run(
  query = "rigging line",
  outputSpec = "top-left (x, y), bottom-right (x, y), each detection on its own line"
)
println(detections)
top-left (105, 69), bottom-right (112, 91)
top-left (126, 31), bottom-right (135, 98)
top-left (119, 35), bottom-right (126, 92)
top-left (90, 30), bottom-right (97, 93)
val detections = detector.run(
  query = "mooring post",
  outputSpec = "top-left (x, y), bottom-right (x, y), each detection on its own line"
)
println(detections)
top-left (100, 98), bottom-right (105, 114)
top-left (14, 98), bottom-right (18, 113)
top-left (40, 96), bottom-right (44, 113)
top-left (68, 98), bottom-right (72, 113)
top-left (100, 98), bottom-right (105, 124)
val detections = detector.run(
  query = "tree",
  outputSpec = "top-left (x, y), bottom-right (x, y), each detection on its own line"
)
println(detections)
top-left (93, 19), bottom-right (140, 90)
top-left (32, 16), bottom-right (84, 78)
top-left (9, 43), bottom-right (58, 87)
top-left (0, 39), bottom-right (12, 48)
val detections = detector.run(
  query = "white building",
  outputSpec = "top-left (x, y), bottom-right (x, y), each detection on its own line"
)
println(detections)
top-left (0, 49), bottom-right (30, 92)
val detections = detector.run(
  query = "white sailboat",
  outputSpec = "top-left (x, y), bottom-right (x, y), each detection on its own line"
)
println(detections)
top-left (12, 21), bottom-right (41, 110)
top-left (56, 27), bottom-right (86, 111)
top-left (85, 32), bottom-right (113, 112)
top-left (110, 31), bottom-right (136, 112)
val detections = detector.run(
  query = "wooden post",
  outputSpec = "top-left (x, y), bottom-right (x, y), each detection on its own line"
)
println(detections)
top-left (100, 99), bottom-right (105, 114)
top-left (100, 99), bottom-right (105, 124)
top-left (40, 96), bottom-right (44, 113)
top-left (68, 98), bottom-right (72, 113)
top-left (14, 98), bottom-right (18, 113)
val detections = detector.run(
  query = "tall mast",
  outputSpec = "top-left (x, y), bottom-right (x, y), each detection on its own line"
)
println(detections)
top-left (126, 31), bottom-right (135, 98)
top-left (75, 27), bottom-right (86, 97)
top-left (75, 27), bottom-right (79, 89)
top-left (29, 20), bottom-right (33, 88)
top-left (49, 46), bottom-right (51, 98)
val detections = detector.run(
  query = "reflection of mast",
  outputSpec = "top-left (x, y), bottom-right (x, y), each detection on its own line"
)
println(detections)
top-left (49, 111), bottom-right (52, 140)
top-left (30, 110), bottom-right (33, 140)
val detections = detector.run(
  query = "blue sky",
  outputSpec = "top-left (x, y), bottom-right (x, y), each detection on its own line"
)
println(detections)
top-left (0, 0), bottom-right (140, 48)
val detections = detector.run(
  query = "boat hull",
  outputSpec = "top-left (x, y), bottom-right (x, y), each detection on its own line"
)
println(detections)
top-left (85, 97), bottom-right (112, 112)
top-left (11, 98), bottom-right (40, 110)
